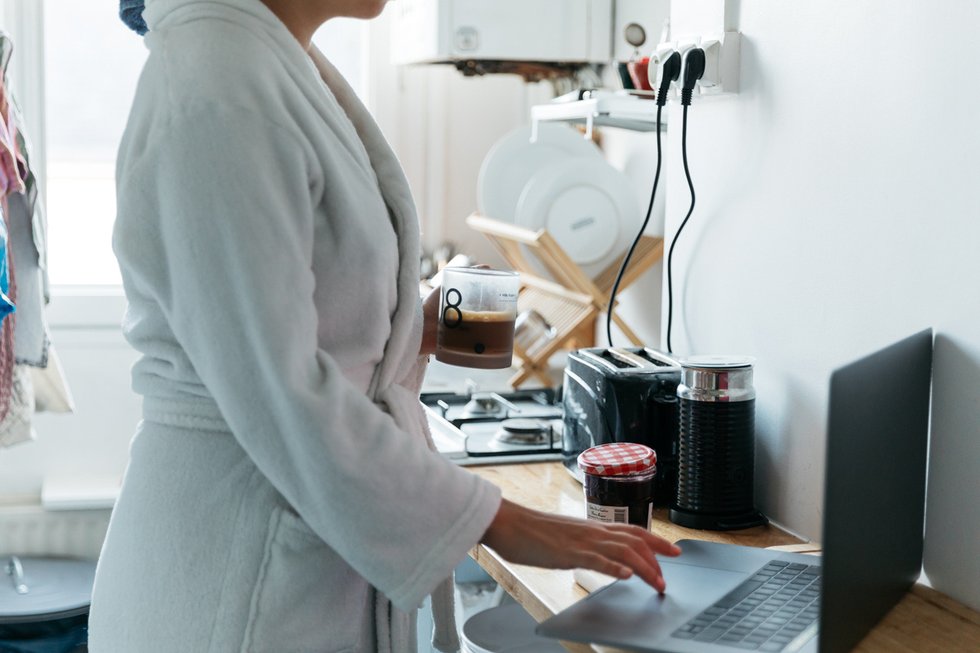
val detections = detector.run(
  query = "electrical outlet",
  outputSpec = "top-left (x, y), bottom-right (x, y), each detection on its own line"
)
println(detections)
top-left (648, 39), bottom-right (694, 102)
top-left (697, 31), bottom-right (740, 95)
top-left (652, 31), bottom-right (740, 99)
top-left (647, 42), bottom-right (679, 93)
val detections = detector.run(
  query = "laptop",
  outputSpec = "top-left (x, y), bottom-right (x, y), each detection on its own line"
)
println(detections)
top-left (537, 329), bottom-right (933, 653)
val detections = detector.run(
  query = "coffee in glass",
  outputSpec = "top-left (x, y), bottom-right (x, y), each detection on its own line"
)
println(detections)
top-left (436, 268), bottom-right (519, 369)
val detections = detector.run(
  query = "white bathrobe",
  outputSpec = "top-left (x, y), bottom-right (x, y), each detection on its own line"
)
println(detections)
top-left (88, 1), bottom-right (502, 651)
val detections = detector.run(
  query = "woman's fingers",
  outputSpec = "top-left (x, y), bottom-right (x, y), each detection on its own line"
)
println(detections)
top-left (597, 539), bottom-right (668, 593)
top-left (566, 538), bottom-right (666, 591)
top-left (637, 528), bottom-right (684, 557)
top-left (482, 500), bottom-right (682, 592)
top-left (578, 552), bottom-right (632, 580)
top-left (627, 547), bottom-right (667, 593)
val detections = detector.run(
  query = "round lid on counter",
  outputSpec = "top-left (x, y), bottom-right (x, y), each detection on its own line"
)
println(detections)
top-left (462, 602), bottom-right (566, 652)
top-left (577, 442), bottom-right (656, 477)
top-left (0, 556), bottom-right (96, 624)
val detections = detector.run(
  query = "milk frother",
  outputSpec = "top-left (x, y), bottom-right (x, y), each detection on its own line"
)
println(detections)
top-left (669, 356), bottom-right (768, 530)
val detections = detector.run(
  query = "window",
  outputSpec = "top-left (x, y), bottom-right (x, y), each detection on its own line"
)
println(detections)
top-left (44, 0), bottom-right (148, 286)
top-left (7, 1), bottom-right (367, 288)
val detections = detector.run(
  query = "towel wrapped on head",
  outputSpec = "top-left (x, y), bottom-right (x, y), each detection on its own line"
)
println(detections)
top-left (120, 0), bottom-right (148, 35)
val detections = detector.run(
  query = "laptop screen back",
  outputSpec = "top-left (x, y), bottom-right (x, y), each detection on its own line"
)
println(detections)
top-left (819, 329), bottom-right (933, 653)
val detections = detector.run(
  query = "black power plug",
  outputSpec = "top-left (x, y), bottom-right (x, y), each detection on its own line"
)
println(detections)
top-left (656, 51), bottom-right (682, 107)
top-left (681, 48), bottom-right (706, 106)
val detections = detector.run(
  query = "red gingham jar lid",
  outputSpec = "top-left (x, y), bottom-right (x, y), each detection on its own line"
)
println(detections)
top-left (577, 442), bottom-right (657, 477)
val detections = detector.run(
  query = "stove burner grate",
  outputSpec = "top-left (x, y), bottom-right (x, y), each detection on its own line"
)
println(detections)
top-left (494, 418), bottom-right (551, 445)
top-left (421, 387), bottom-right (563, 464)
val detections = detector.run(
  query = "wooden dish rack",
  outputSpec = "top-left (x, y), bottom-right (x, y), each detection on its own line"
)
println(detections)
top-left (466, 213), bottom-right (664, 388)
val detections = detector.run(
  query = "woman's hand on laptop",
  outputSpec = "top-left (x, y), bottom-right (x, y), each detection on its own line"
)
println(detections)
top-left (481, 499), bottom-right (682, 593)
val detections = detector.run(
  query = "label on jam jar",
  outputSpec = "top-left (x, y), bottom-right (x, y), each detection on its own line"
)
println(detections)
top-left (586, 502), bottom-right (629, 524)
top-left (587, 501), bottom-right (654, 528)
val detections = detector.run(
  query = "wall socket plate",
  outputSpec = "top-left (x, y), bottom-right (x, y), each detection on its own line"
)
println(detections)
top-left (697, 31), bottom-right (740, 95)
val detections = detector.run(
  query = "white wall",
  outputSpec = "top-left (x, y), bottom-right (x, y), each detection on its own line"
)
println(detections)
top-left (667, 1), bottom-right (980, 609)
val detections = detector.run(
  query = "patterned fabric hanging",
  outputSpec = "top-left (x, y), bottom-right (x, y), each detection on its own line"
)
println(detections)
top-left (0, 35), bottom-right (21, 428)
top-left (0, 31), bottom-right (70, 448)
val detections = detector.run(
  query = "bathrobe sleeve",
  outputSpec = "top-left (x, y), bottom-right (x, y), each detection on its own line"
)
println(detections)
top-left (113, 105), bottom-right (502, 611)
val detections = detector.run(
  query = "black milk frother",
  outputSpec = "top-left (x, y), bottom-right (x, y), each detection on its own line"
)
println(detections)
top-left (669, 356), bottom-right (768, 530)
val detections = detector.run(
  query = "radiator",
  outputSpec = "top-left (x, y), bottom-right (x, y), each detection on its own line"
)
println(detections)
top-left (0, 505), bottom-right (111, 560)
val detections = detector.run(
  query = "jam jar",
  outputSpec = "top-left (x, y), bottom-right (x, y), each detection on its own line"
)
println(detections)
top-left (577, 442), bottom-right (657, 529)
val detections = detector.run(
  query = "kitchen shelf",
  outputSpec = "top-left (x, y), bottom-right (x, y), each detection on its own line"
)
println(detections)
top-left (531, 94), bottom-right (666, 140)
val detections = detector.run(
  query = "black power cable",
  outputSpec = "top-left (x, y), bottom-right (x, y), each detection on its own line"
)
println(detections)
top-left (606, 51), bottom-right (681, 348)
top-left (665, 48), bottom-right (705, 354)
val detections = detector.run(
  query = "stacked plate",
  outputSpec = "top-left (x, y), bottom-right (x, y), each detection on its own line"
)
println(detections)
top-left (477, 123), bottom-right (643, 279)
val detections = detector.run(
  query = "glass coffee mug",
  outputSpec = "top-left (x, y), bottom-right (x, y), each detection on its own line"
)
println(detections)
top-left (436, 268), bottom-right (519, 369)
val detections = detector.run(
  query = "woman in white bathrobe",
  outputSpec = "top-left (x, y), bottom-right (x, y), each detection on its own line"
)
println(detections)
top-left (89, 0), bottom-right (680, 650)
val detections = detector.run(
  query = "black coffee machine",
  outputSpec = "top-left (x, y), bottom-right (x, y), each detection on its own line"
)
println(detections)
top-left (561, 347), bottom-right (681, 507)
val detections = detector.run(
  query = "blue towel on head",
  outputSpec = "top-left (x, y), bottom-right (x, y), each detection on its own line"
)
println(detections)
top-left (120, 0), bottom-right (148, 35)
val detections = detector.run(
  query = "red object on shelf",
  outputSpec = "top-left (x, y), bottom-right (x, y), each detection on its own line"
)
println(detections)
top-left (626, 57), bottom-right (653, 92)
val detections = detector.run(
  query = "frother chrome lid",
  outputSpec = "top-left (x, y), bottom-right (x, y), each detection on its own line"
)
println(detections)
top-left (677, 355), bottom-right (756, 402)
top-left (678, 355), bottom-right (755, 370)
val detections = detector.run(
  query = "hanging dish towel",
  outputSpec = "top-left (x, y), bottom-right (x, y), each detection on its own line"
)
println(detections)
top-left (1, 30), bottom-right (50, 363)
top-left (0, 364), bottom-right (35, 447)
top-left (0, 200), bottom-right (17, 429)
top-left (0, 37), bottom-right (24, 199)
top-left (7, 190), bottom-right (48, 366)
top-left (0, 30), bottom-right (70, 418)
top-left (0, 205), bottom-right (14, 323)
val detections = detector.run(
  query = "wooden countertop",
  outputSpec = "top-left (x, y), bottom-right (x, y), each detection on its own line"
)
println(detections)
top-left (468, 462), bottom-right (980, 653)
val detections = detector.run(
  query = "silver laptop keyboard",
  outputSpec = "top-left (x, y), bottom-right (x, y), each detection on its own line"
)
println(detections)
top-left (671, 560), bottom-right (822, 651)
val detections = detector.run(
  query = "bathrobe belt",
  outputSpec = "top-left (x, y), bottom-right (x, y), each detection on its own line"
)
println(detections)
top-left (140, 385), bottom-right (428, 444)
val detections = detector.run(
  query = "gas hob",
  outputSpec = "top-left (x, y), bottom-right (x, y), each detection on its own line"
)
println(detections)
top-left (420, 388), bottom-right (563, 465)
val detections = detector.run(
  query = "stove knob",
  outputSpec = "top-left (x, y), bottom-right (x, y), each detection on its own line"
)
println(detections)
top-left (436, 400), bottom-right (450, 418)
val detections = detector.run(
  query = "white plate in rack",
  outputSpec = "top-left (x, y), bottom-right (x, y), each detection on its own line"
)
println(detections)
top-left (477, 123), bottom-right (601, 224)
top-left (514, 158), bottom-right (642, 279)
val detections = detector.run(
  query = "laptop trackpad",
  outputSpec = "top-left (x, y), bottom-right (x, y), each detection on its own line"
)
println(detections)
top-left (537, 561), bottom-right (746, 651)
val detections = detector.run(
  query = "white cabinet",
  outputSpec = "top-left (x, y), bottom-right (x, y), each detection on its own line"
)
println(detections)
top-left (612, 0), bottom-right (670, 62)
top-left (390, 0), bottom-right (613, 65)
